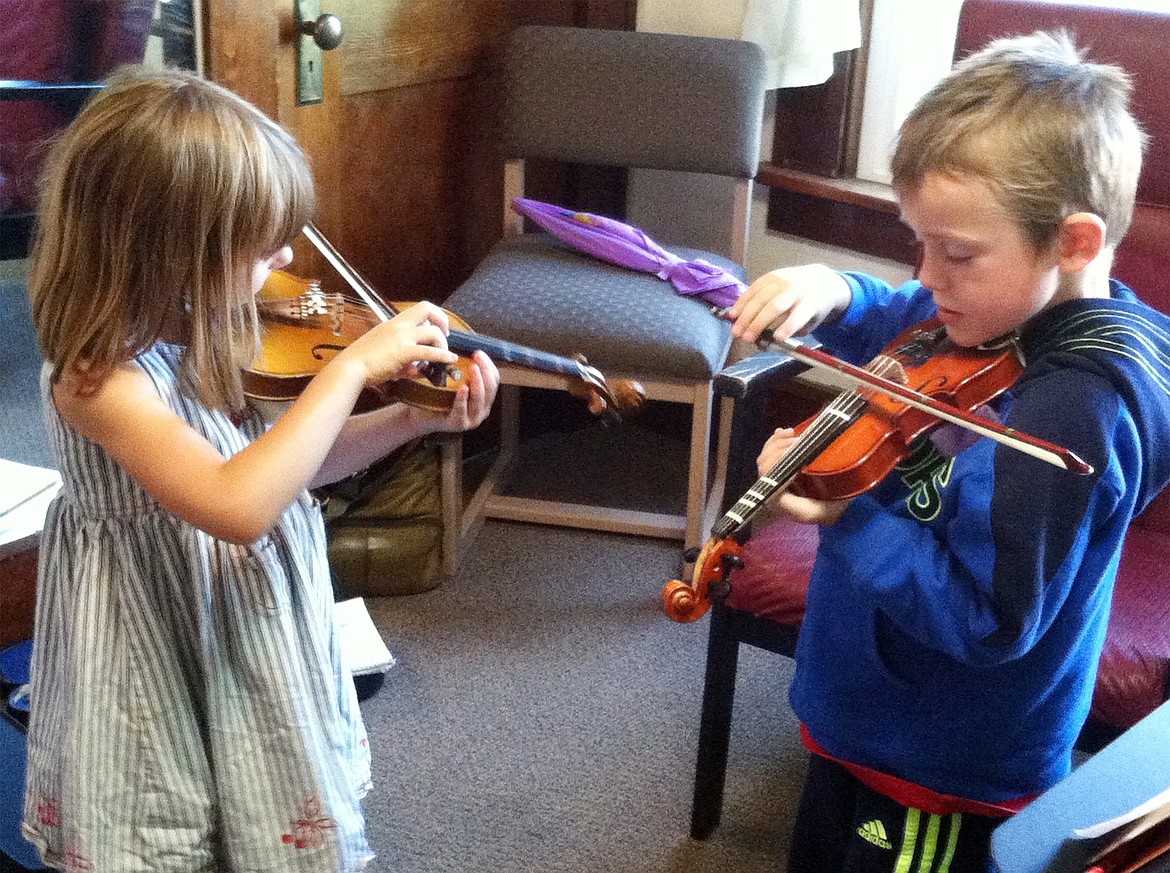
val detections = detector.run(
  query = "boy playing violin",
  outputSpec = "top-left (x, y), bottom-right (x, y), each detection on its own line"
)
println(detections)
top-left (730, 31), bottom-right (1170, 873)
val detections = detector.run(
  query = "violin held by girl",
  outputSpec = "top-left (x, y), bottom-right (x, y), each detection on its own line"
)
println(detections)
top-left (23, 66), bottom-right (498, 872)
top-left (243, 223), bottom-right (645, 421)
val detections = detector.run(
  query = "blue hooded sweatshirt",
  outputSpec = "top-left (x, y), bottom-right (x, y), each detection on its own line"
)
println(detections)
top-left (790, 274), bottom-right (1170, 801)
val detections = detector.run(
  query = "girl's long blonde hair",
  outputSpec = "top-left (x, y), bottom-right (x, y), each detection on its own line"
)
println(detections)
top-left (30, 66), bottom-right (316, 411)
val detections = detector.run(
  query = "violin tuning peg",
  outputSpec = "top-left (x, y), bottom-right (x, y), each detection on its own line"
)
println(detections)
top-left (710, 578), bottom-right (732, 602)
top-left (417, 362), bottom-right (453, 387)
top-left (586, 395), bottom-right (608, 415)
top-left (682, 547), bottom-right (702, 563)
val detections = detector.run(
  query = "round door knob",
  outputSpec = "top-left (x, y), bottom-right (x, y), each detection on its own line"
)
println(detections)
top-left (299, 13), bottom-right (343, 51)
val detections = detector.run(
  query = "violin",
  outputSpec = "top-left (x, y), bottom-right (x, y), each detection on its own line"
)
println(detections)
top-left (243, 225), bottom-right (646, 420)
top-left (661, 317), bottom-right (1092, 623)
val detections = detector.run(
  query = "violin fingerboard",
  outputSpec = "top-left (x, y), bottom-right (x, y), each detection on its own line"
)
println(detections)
top-left (712, 391), bottom-right (864, 538)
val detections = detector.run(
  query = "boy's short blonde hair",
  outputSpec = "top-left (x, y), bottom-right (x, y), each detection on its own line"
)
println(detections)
top-left (30, 66), bottom-right (316, 411)
top-left (892, 30), bottom-right (1145, 252)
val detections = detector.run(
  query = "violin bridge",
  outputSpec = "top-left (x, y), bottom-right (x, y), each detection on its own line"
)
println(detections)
top-left (289, 284), bottom-right (347, 335)
top-left (866, 354), bottom-right (909, 385)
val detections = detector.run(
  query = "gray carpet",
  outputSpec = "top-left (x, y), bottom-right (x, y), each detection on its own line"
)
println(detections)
top-left (0, 256), bottom-right (808, 872)
top-left (359, 519), bottom-right (803, 873)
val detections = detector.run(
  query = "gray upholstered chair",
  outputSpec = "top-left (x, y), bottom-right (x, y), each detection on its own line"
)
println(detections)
top-left (438, 25), bottom-right (766, 574)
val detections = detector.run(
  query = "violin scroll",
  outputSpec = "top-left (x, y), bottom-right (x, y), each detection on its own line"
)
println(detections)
top-left (661, 537), bottom-right (743, 623)
top-left (608, 378), bottom-right (648, 414)
top-left (568, 356), bottom-right (647, 423)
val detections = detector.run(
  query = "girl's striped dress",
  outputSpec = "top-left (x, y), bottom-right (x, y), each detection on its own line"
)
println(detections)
top-left (22, 342), bottom-right (374, 872)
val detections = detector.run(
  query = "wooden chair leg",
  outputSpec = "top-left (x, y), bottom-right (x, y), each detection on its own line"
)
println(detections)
top-left (691, 603), bottom-right (740, 839)
top-left (685, 383), bottom-right (715, 553)
top-left (437, 385), bottom-right (521, 576)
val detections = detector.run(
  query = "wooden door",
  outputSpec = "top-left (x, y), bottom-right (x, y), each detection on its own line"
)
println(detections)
top-left (202, 0), bottom-right (634, 304)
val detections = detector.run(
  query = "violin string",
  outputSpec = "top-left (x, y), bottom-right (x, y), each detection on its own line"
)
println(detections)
top-left (714, 391), bottom-right (865, 538)
top-left (714, 355), bottom-right (901, 538)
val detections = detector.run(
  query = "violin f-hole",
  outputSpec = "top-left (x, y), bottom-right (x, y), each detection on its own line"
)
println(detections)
top-left (311, 342), bottom-right (347, 360)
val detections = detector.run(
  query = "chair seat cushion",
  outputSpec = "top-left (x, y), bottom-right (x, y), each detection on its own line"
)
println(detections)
top-left (443, 233), bottom-right (737, 380)
top-left (725, 516), bottom-right (818, 624)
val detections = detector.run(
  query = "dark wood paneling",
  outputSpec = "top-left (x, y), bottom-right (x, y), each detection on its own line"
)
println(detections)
top-left (338, 76), bottom-right (497, 300)
top-left (342, 3), bottom-right (516, 94)
top-left (330, 0), bottom-right (636, 302)
top-left (205, 0), bottom-right (635, 305)
top-left (203, 0), bottom-right (281, 115)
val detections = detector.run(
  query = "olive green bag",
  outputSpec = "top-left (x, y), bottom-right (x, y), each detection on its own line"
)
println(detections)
top-left (319, 439), bottom-right (443, 597)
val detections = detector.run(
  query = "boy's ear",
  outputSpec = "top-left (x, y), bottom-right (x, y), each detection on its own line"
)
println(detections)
top-left (1057, 213), bottom-right (1107, 272)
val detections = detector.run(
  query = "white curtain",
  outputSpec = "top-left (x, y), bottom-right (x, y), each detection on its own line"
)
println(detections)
top-left (741, 0), bottom-right (862, 89)
top-left (637, 0), bottom-right (861, 89)
top-left (855, 0), bottom-right (962, 184)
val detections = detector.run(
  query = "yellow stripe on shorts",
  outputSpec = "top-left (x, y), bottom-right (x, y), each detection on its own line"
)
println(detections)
top-left (894, 807), bottom-right (921, 873)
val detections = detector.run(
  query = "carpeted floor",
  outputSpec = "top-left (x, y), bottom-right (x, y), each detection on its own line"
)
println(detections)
top-left (358, 518), bottom-right (804, 873)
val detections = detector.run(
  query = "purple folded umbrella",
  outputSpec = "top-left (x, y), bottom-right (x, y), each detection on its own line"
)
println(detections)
top-left (511, 197), bottom-right (746, 309)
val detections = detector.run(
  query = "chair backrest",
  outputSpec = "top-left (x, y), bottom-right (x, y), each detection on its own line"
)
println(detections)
top-left (499, 25), bottom-right (766, 179)
top-left (0, 0), bottom-right (152, 256)
top-left (955, 0), bottom-right (1170, 537)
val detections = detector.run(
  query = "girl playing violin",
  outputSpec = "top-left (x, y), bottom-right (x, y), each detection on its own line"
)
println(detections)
top-left (730, 32), bottom-right (1170, 873)
top-left (22, 67), bottom-right (497, 872)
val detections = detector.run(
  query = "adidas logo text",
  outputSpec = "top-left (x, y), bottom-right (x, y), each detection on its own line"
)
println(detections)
top-left (858, 818), bottom-right (893, 850)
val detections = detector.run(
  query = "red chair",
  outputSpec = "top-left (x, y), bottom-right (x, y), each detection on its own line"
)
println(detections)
top-left (0, 0), bottom-right (153, 258)
top-left (690, 0), bottom-right (1170, 839)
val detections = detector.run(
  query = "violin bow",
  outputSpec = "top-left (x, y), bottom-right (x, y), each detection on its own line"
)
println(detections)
top-left (748, 324), bottom-right (1093, 476)
top-left (302, 223), bottom-right (396, 321)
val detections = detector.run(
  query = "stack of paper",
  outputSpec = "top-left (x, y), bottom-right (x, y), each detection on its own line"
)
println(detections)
top-left (0, 459), bottom-right (62, 552)
top-left (1075, 785), bottom-right (1170, 873)
top-left (334, 597), bottom-right (396, 677)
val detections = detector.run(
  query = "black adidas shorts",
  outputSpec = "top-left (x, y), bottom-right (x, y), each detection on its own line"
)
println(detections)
top-left (786, 756), bottom-right (1001, 873)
